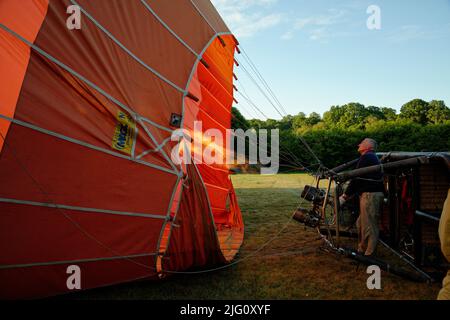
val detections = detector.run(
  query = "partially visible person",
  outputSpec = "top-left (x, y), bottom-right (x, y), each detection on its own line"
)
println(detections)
top-left (339, 138), bottom-right (384, 256)
top-left (438, 188), bottom-right (450, 300)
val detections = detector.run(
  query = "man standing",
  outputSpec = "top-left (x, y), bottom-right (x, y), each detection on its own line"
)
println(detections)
top-left (340, 138), bottom-right (385, 256)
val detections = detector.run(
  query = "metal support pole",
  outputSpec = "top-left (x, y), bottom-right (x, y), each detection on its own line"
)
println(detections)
top-left (321, 178), bottom-right (332, 220)
top-left (334, 181), bottom-right (340, 246)
top-left (336, 156), bottom-right (430, 182)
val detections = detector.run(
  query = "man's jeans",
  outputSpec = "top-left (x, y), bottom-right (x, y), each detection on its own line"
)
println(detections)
top-left (357, 192), bottom-right (384, 256)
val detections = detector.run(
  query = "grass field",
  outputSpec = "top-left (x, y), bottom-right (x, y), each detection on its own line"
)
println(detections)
top-left (68, 174), bottom-right (441, 300)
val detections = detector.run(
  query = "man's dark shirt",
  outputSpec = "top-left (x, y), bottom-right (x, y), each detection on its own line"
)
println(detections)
top-left (345, 151), bottom-right (384, 197)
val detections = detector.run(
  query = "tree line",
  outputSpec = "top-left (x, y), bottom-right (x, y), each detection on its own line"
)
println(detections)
top-left (231, 99), bottom-right (450, 169)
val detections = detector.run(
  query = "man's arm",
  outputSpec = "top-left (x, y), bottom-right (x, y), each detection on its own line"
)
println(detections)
top-left (342, 154), bottom-right (368, 199)
top-left (342, 152), bottom-right (381, 200)
top-left (344, 180), bottom-right (357, 199)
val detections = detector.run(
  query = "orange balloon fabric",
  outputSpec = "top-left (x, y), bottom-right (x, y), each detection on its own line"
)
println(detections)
top-left (0, 0), bottom-right (243, 299)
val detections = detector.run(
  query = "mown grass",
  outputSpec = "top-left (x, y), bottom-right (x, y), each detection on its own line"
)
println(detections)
top-left (67, 173), bottom-right (441, 300)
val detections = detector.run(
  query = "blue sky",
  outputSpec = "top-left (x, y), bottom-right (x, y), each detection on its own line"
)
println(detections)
top-left (211, 0), bottom-right (450, 120)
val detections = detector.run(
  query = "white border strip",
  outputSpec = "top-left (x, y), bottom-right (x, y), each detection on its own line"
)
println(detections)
top-left (180, 32), bottom-right (232, 129)
top-left (71, 0), bottom-right (186, 95)
top-left (154, 174), bottom-right (182, 269)
top-left (0, 253), bottom-right (157, 270)
top-left (0, 22), bottom-right (173, 135)
top-left (138, 118), bottom-right (181, 175)
top-left (136, 136), bottom-right (172, 160)
top-left (0, 197), bottom-right (166, 220)
top-left (0, 114), bottom-right (177, 176)
top-left (140, 0), bottom-right (200, 59)
top-left (189, 0), bottom-right (218, 34)
top-left (161, 180), bottom-right (184, 256)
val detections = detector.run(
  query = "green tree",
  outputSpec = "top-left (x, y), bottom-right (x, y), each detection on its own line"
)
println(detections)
top-left (364, 116), bottom-right (383, 129)
top-left (338, 102), bottom-right (368, 129)
top-left (278, 115), bottom-right (293, 131)
top-left (323, 105), bottom-right (344, 128)
top-left (400, 99), bottom-right (430, 124)
top-left (381, 107), bottom-right (397, 121)
top-left (265, 119), bottom-right (279, 129)
top-left (230, 98), bottom-right (449, 169)
top-left (305, 112), bottom-right (322, 126)
top-left (248, 119), bottom-right (265, 129)
top-left (231, 107), bottom-right (249, 130)
top-left (366, 106), bottom-right (384, 119)
top-left (292, 112), bottom-right (307, 130)
top-left (427, 100), bottom-right (450, 124)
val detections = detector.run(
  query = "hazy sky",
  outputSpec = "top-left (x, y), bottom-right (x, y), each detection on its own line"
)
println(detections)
top-left (211, 0), bottom-right (450, 119)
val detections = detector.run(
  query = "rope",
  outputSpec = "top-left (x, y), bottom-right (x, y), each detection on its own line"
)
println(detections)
top-left (229, 109), bottom-right (313, 172)
top-left (160, 165), bottom-right (324, 274)
top-left (70, 0), bottom-right (186, 95)
top-left (236, 50), bottom-right (323, 167)
top-left (238, 63), bottom-right (285, 119)
top-left (239, 50), bottom-right (288, 116)
top-left (0, 1), bottom-right (329, 279)
top-left (184, 0), bottom-right (323, 170)
top-left (138, 0), bottom-right (324, 170)
top-left (0, 127), bottom-right (322, 275)
top-left (129, 0), bottom-right (316, 172)
top-left (139, 0), bottom-right (200, 59)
